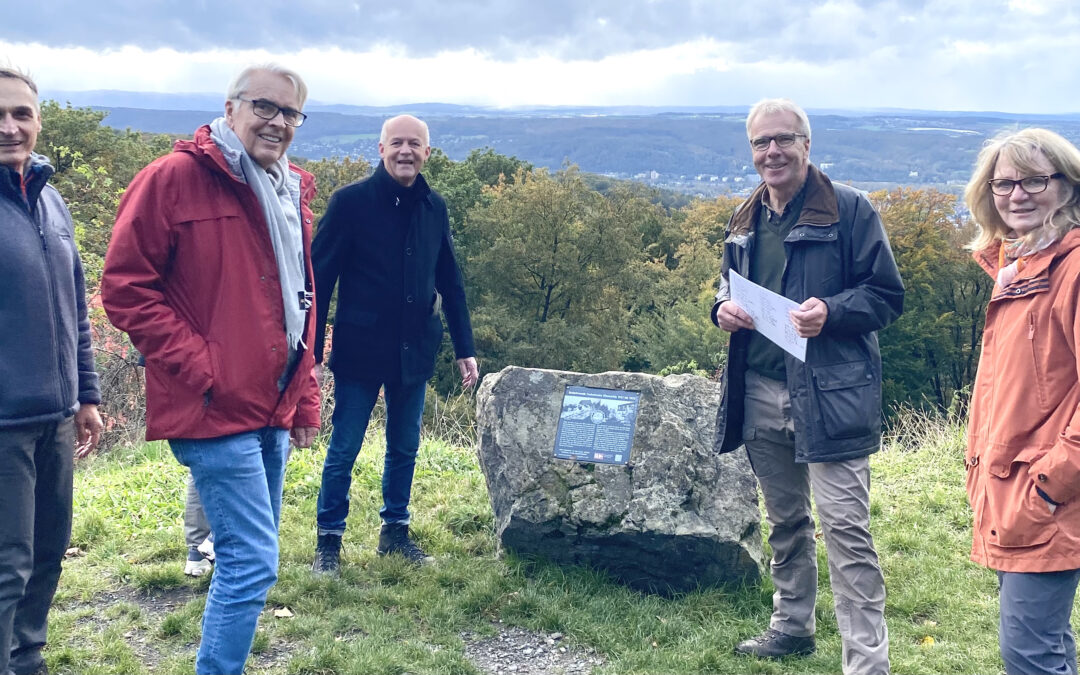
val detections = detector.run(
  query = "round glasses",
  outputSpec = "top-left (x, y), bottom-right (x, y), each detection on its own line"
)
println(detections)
top-left (988, 173), bottom-right (1064, 196)
top-left (237, 97), bottom-right (307, 128)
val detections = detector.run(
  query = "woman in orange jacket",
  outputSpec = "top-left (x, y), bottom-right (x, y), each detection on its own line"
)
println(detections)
top-left (965, 128), bottom-right (1080, 675)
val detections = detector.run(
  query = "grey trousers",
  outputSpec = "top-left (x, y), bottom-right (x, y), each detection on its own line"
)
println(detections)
top-left (184, 472), bottom-right (211, 550)
top-left (0, 418), bottom-right (74, 675)
top-left (743, 370), bottom-right (890, 675)
top-left (998, 569), bottom-right (1080, 675)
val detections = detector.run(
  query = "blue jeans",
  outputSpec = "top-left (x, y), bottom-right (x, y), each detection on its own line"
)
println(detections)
top-left (170, 427), bottom-right (289, 675)
top-left (999, 569), bottom-right (1080, 675)
top-left (316, 376), bottom-right (426, 534)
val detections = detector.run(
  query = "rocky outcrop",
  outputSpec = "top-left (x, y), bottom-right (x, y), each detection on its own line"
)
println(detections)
top-left (476, 366), bottom-right (763, 594)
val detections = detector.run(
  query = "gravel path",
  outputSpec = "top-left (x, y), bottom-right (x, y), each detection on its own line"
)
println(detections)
top-left (462, 624), bottom-right (605, 675)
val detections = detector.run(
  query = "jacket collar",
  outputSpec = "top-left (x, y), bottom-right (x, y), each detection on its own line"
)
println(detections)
top-left (0, 152), bottom-right (54, 208)
top-left (729, 163), bottom-right (838, 236)
top-left (174, 124), bottom-right (315, 204)
top-left (373, 160), bottom-right (432, 207)
top-left (974, 227), bottom-right (1080, 282)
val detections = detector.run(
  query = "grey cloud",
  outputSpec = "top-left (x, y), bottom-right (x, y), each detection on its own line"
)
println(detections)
top-left (5, 0), bottom-right (1073, 66)
top-left (5, 0), bottom-right (856, 58)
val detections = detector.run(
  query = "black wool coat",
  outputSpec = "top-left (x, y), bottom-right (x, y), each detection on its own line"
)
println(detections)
top-left (312, 162), bottom-right (475, 385)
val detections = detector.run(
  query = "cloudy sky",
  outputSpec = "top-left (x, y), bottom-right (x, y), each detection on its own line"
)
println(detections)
top-left (3, 0), bottom-right (1077, 113)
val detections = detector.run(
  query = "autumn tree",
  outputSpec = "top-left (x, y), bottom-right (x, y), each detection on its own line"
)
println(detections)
top-left (873, 188), bottom-right (990, 411)
top-left (631, 196), bottom-right (740, 375)
top-left (297, 155), bottom-right (373, 226)
top-left (463, 165), bottom-right (653, 374)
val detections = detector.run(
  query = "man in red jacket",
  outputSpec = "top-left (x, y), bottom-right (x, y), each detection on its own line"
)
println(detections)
top-left (101, 64), bottom-right (319, 675)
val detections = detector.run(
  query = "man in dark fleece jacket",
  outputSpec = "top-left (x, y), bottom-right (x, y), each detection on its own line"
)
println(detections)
top-left (0, 67), bottom-right (102, 675)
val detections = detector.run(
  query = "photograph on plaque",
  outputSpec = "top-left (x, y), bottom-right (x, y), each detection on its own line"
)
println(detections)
top-left (553, 385), bottom-right (641, 465)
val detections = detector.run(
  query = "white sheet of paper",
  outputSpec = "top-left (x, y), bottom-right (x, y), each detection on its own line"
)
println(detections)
top-left (729, 269), bottom-right (808, 362)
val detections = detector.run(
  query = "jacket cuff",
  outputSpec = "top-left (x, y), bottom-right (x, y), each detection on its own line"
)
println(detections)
top-left (1029, 451), bottom-right (1080, 504)
top-left (78, 374), bottom-right (102, 405)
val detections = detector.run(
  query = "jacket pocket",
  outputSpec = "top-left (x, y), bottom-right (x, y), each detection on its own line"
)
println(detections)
top-left (982, 461), bottom-right (1058, 548)
top-left (1025, 311), bottom-right (1050, 411)
top-left (811, 361), bottom-right (877, 439)
top-left (205, 340), bottom-right (225, 405)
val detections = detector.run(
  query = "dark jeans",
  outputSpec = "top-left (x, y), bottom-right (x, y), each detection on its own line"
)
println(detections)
top-left (0, 418), bottom-right (74, 675)
top-left (316, 376), bottom-right (427, 533)
top-left (999, 569), bottom-right (1080, 675)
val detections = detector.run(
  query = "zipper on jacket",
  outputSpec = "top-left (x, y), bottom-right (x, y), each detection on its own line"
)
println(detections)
top-left (16, 172), bottom-right (48, 251)
top-left (33, 199), bottom-right (67, 408)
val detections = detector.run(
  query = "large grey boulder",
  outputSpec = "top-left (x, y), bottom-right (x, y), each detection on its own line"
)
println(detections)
top-left (476, 366), bottom-right (763, 594)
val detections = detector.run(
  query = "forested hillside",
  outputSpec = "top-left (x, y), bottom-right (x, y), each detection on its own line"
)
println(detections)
top-left (44, 102), bottom-right (989, 437)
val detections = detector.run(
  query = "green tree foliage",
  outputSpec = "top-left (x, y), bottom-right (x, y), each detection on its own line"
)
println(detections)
top-left (873, 188), bottom-right (991, 412)
top-left (33, 104), bottom-right (996, 415)
top-left (630, 197), bottom-right (740, 375)
top-left (294, 155), bottom-right (372, 226)
top-left (425, 147), bottom-right (532, 243)
top-left (37, 102), bottom-right (172, 288)
top-left (38, 102), bottom-right (172, 185)
top-left (463, 165), bottom-right (653, 374)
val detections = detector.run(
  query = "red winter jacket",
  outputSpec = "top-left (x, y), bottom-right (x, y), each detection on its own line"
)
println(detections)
top-left (101, 126), bottom-right (320, 440)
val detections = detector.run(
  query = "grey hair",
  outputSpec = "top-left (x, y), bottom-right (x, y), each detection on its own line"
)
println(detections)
top-left (226, 63), bottom-right (308, 108)
top-left (746, 98), bottom-right (812, 141)
top-left (380, 114), bottom-right (430, 147)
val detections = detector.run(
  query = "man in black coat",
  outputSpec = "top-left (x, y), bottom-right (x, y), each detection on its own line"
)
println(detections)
top-left (310, 114), bottom-right (478, 573)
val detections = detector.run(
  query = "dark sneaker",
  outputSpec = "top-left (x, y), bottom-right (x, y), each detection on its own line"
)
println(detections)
top-left (312, 533), bottom-right (342, 576)
top-left (734, 628), bottom-right (815, 658)
top-left (376, 523), bottom-right (433, 564)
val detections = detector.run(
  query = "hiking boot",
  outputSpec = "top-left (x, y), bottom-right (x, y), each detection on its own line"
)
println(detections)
top-left (376, 523), bottom-right (433, 564)
top-left (184, 547), bottom-right (213, 577)
top-left (734, 628), bottom-right (815, 658)
top-left (312, 533), bottom-right (342, 576)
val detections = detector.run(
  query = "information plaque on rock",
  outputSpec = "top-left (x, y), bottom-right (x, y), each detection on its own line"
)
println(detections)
top-left (553, 385), bottom-right (640, 465)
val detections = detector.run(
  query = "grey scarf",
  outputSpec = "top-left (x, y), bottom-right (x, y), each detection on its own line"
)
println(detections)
top-left (209, 117), bottom-right (307, 350)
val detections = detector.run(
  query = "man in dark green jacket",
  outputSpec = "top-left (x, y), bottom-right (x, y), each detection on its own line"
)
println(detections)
top-left (0, 66), bottom-right (102, 675)
top-left (712, 98), bottom-right (903, 675)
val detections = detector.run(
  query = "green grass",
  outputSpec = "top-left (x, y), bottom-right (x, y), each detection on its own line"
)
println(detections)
top-left (48, 411), bottom-right (1021, 673)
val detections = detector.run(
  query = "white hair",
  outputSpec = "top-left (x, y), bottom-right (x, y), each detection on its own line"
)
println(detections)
top-left (226, 63), bottom-right (308, 108)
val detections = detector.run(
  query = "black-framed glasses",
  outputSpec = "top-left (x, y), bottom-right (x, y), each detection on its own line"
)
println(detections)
top-left (988, 173), bottom-right (1064, 196)
top-left (750, 133), bottom-right (806, 152)
top-left (237, 97), bottom-right (307, 127)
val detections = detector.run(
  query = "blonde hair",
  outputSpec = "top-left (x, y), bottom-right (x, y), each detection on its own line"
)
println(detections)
top-left (965, 128), bottom-right (1080, 251)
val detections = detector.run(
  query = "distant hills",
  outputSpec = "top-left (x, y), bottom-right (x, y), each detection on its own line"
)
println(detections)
top-left (43, 89), bottom-right (1080, 196)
